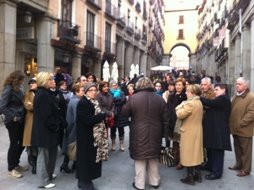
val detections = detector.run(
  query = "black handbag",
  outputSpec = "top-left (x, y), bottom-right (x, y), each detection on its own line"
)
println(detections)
top-left (159, 146), bottom-right (175, 167)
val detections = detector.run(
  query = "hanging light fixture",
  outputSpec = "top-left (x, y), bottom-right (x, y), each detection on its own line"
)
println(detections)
top-left (24, 11), bottom-right (32, 24)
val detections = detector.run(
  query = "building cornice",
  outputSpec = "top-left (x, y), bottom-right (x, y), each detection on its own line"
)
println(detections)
top-left (0, 0), bottom-right (18, 7)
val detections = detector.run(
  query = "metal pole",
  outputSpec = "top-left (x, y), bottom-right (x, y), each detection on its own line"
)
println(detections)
top-left (239, 8), bottom-right (243, 77)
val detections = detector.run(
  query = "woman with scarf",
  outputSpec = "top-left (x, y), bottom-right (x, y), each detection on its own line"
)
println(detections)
top-left (76, 82), bottom-right (107, 190)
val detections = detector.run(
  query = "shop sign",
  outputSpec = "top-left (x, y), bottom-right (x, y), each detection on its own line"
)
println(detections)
top-left (16, 27), bottom-right (35, 40)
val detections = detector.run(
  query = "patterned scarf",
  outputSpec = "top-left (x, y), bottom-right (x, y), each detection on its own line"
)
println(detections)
top-left (86, 95), bottom-right (109, 163)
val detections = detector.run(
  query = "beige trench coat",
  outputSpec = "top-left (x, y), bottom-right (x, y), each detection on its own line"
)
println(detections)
top-left (22, 90), bottom-right (35, 146)
top-left (176, 96), bottom-right (204, 167)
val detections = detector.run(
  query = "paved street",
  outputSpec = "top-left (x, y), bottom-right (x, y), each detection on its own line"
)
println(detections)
top-left (0, 123), bottom-right (253, 190)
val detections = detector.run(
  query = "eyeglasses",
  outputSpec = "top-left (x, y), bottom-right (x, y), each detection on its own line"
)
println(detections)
top-left (48, 77), bottom-right (55, 81)
top-left (155, 85), bottom-right (161, 87)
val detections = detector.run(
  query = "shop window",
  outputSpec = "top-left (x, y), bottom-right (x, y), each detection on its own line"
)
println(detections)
top-left (24, 56), bottom-right (38, 77)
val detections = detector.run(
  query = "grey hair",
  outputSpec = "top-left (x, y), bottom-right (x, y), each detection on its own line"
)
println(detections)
top-left (135, 77), bottom-right (154, 90)
top-left (237, 77), bottom-right (249, 88)
top-left (201, 77), bottom-right (212, 85)
top-left (109, 80), bottom-right (117, 87)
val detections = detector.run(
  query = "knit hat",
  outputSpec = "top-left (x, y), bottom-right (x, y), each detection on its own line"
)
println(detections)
top-left (84, 82), bottom-right (97, 93)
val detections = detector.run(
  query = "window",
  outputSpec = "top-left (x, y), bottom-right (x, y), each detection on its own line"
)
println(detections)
top-left (177, 29), bottom-right (184, 39)
top-left (61, 0), bottom-right (73, 27)
top-left (135, 16), bottom-right (138, 29)
top-left (105, 22), bottom-right (112, 52)
top-left (86, 11), bottom-right (95, 47)
top-left (179, 15), bottom-right (184, 24)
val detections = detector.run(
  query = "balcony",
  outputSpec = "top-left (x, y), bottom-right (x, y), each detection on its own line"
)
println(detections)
top-left (104, 40), bottom-right (116, 58)
top-left (86, 0), bottom-right (102, 10)
top-left (227, 0), bottom-right (251, 31)
top-left (141, 33), bottom-right (147, 45)
top-left (134, 28), bottom-right (141, 41)
top-left (128, 0), bottom-right (134, 5)
top-left (105, 1), bottom-right (116, 20)
top-left (57, 20), bottom-right (80, 44)
top-left (126, 21), bottom-right (134, 35)
top-left (85, 32), bottom-right (101, 51)
top-left (215, 39), bottom-right (228, 63)
top-left (115, 8), bottom-right (126, 29)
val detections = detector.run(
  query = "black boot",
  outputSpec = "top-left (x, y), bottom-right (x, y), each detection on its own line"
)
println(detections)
top-left (60, 155), bottom-right (71, 173)
top-left (71, 161), bottom-right (76, 172)
top-left (31, 162), bottom-right (36, 174)
top-left (60, 163), bottom-right (71, 173)
top-left (194, 165), bottom-right (202, 183)
top-left (180, 167), bottom-right (195, 185)
top-left (31, 156), bottom-right (37, 174)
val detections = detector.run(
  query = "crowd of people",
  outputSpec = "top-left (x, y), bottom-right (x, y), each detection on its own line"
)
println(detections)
top-left (0, 68), bottom-right (253, 190)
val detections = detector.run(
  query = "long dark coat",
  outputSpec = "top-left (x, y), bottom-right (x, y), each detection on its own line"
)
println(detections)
top-left (166, 89), bottom-right (187, 137)
top-left (76, 96), bottom-right (106, 182)
top-left (122, 88), bottom-right (169, 160)
top-left (200, 95), bottom-right (232, 151)
top-left (31, 87), bottom-right (59, 148)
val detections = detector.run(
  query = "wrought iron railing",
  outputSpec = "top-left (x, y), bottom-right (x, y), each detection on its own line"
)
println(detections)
top-left (85, 32), bottom-right (101, 50)
top-left (105, 40), bottom-right (116, 54)
top-left (126, 21), bottom-right (134, 34)
top-left (116, 8), bottom-right (126, 28)
top-left (86, 0), bottom-right (102, 10)
top-left (105, 1), bottom-right (116, 18)
top-left (57, 20), bottom-right (80, 44)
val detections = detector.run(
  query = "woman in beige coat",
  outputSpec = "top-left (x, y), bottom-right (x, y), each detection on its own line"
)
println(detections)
top-left (176, 84), bottom-right (204, 185)
top-left (23, 78), bottom-right (38, 174)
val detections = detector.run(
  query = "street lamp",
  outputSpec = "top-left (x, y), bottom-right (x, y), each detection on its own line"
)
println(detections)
top-left (24, 11), bottom-right (32, 24)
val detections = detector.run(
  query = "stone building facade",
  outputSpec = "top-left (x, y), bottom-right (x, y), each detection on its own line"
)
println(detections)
top-left (0, 0), bottom-right (165, 89)
top-left (196, 0), bottom-right (254, 91)
top-left (162, 0), bottom-right (199, 72)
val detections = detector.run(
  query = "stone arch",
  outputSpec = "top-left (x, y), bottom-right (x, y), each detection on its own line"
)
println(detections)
top-left (169, 43), bottom-right (191, 55)
top-left (169, 43), bottom-right (191, 70)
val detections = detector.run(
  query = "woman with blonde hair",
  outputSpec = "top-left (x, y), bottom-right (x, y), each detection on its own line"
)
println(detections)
top-left (0, 70), bottom-right (27, 178)
top-left (31, 72), bottom-right (60, 189)
top-left (176, 84), bottom-right (204, 185)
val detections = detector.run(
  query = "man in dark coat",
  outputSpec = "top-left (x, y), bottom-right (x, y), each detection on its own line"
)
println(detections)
top-left (122, 77), bottom-right (168, 190)
top-left (200, 76), bottom-right (215, 170)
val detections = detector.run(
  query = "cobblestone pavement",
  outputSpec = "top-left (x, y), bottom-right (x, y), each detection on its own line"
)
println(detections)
top-left (0, 123), bottom-right (253, 190)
